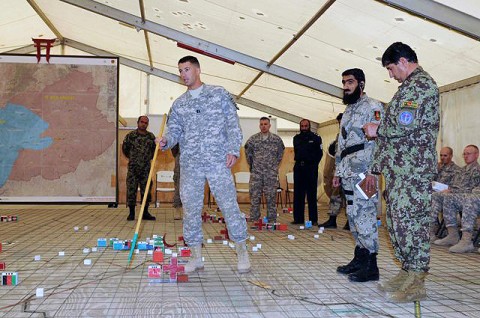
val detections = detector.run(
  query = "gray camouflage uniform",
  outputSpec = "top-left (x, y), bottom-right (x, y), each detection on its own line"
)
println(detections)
top-left (335, 94), bottom-right (383, 253)
top-left (245, 132), bottom-right (284, 222)
top-left (162, 84), bottom-right (248, 246)
top-left (122, 130), bottom-right (156, 207)
top-left (371, 67), bottom-right (439, 273)
top-left (431, 161), bottom-right (480, 225)
top-left (442, 188), bottom-right (480, 233)
top-left (434, 161), bottom-right (460, 185)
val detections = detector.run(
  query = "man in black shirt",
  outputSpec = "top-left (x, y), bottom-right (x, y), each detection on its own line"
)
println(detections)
top-left (292, 119), bottom-right (323, 225)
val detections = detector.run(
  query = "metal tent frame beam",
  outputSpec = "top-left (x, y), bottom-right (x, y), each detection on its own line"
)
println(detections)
top-left (378, 0), bottom-right (480, 41)
top-left (60, 0), bottom-right (343, 99)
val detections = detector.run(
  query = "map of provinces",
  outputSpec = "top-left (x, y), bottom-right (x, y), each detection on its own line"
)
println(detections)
top-left (0, 63), bottom-right (116, 197)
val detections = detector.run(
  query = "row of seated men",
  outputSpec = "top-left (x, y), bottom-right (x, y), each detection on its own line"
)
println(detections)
top-left (430, 145), bottom-right (480, 253)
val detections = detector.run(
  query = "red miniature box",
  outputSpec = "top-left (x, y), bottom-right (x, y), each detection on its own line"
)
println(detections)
top-left (214, 236), bottom-right (223, 241)
top-left (180, 249), bottom-right (191, 257)
top-left (178, 236), bottom-right (184, 241)
top-left (148, 265), bottom-right (161, 278)
top-left (277, 224), bottom-right (288, 231)
top-left (177, 274), bottom-right (188, 282)
top-left (0, 262), bottom-right (5, 270)
top-left (0, 242), bottom-right (2, 252)
top-left (153, 250), bottom-right (164, 262)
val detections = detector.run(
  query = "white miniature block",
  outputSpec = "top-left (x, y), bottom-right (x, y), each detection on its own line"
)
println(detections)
top-left (249, 236), bottom-right (255, 241)
top-left (172, 252), bottom-right (178, 257)
top-left (164, 249), bottom-right (173, 255)
top-left (36, 288), bottom-right (44, 298)
top-left (314, 234), bottom-right (319, 239)
top-left (318, 229), bottom-right (324, 234)
top-left (91, 247), bottom-right (97, 252)
top-left (134, 249), bottom-right (139, 254)
top-left (147, 250), bottom-right (153, 255)
top-left (83, 248), bottom-right (90, 254)
top-left (58, 251), bottom-right (65, 256)
top-left (299, 226), bottom-right (305, 230)
top-left (252, 246), bottom-right (258, 252)
top-left (201, 257), bottom-right (205, 261)
top-left (319, 226), bottom-right (325, 231)
top-left (256, 243), bottom-right (262, 249)
top-left (152, 235), bottom-right (158, 239)
top-left (207, 239), bottom-right (213, 244)
top-left (223, 240), bottom-right (228, 245)
top-left (287, 235), bottom-right (295, 240)
top-left (84, 226), bottom-right (89, 231)
top-left (84, 259), bottom-right (92, 265)
top-left (229, 242), bottom-right (235, 248)
top-left (34, 255), bottom-right (41, 261)
top-left (73, 226), bottom-right (79, 232)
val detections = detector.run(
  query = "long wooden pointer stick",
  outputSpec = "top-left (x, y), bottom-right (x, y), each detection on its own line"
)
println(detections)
top-left (127, 114), bottom-right (167, 266)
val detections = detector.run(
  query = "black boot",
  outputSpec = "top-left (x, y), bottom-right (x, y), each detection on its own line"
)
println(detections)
top-left (142, 205), bottom-right (156, 221)
top-left (127, 205), bottom-right (135, 221)
top-left (343, 220), bottom-right (350, 230)
top-left (337, 246), bottom-right (364, 274)
top-left (348, 251), bottom-right (379, 282)
top-left (319, 215), bottom-right (337, 228)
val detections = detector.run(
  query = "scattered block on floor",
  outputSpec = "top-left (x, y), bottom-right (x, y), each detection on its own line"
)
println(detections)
top-left (1, 272), bottom-right (18, 286)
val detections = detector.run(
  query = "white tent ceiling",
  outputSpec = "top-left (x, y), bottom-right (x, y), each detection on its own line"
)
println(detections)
top-left (1, 0), bottom-right (480, 129)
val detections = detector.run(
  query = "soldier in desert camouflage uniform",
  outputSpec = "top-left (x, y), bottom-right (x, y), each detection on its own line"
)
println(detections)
top-left (321, 113), bottom-right (348, 230)
top-left (433, 145), bottom-right (480, 251)
top-left (122, 115), bottom-right (157, 221)
top-left (364, 42), bottom-right (439, 302)
top-left (333, 69), bottom-right (383, 283)
top-left (245, 117), bottom-right (284, 222)
top-left (158, 56), bottom-right (250, 274)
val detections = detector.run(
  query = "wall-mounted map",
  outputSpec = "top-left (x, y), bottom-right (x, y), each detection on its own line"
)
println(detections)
top-left (0, 55), bottom-right (118, 203)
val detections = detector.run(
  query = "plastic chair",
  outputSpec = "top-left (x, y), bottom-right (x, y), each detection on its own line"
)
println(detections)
top-left (155, 170), bottom-right (175, 206)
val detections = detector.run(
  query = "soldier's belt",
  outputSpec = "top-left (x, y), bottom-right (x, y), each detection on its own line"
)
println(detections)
top-left (340, 144), bottom-right (365, 160)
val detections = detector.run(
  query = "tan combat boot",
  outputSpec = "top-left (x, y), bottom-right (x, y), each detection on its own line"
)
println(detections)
top-left (449, 231), bottom-right (475, 253)
top-left (184, 245), bottom-right (204, 273)
top-left (378, 269), bottom-right (408, 292)
top-left (236, 241), bottom-right (251, 273)
top-left (433, 226), bottom-right (459, 246)
top-left (387, 271), bottom-right (428, 302)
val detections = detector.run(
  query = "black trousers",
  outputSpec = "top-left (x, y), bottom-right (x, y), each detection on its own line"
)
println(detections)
top-left (293, 163), bottom-right (319, 223)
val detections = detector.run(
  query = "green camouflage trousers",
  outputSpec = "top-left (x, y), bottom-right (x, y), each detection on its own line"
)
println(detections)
top-left (383, 170), bottom-right (432, 272)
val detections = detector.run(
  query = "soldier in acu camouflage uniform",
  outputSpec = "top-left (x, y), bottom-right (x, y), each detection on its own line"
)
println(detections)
top-left (332, 69), bottom-right (383, 283)
top-left (122, 115), bottom-right (157, 221)
top-left (364, 42), bottom-right (440, 302)
top-left (433, 145), bottom-right (480, 250)
top-left (434, 147), bottom-right (460, 185)
top-left (158, 56), bottom-right (250, 274)
top-left (441, 186), bottom-right (480, 253)
top-left (245, 117), bottom-right (285, 222)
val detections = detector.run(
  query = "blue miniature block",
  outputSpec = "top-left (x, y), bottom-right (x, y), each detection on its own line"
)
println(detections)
top-left (97, 238), bottom-right (107, 247)
top-left (147, 244), bottom-right (154, 250)
top-left (305, 221), bottom-right (312, 229)
top-left (113, 241), bottom-right (124, 250)
top-left (263, 216), bottom-right (268, 223)
top-left (137, 241), bottom-right (148, 250)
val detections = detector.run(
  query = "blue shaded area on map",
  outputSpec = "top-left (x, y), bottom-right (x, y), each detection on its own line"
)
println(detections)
top-left (0, 103), bottom-right (53, 188)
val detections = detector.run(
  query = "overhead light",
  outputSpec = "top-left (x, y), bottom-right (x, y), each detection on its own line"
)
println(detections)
top-left (177, 42), bottom-right (235, 65)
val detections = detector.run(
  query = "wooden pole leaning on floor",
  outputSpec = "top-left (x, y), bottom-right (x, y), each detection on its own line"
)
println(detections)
top-left (127, 114), bottom-right (167, 266)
